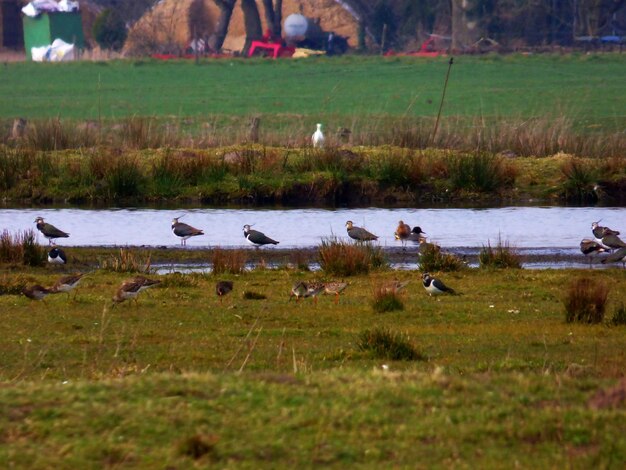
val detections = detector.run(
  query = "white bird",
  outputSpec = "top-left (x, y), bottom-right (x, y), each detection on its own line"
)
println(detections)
top-left (312, 123), bottom-right (325, 148)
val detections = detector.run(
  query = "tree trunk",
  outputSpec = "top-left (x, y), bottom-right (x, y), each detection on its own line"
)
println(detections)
top-left (261, 0), bottom-right (283, 37)
top-left (208, 0), bottom-right (236, 52)
top-left (241, 0), bottom-right (264, 54)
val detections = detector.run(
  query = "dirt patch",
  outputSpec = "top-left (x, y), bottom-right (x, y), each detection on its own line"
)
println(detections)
top-left (588, 378), bottom-right (626, 409)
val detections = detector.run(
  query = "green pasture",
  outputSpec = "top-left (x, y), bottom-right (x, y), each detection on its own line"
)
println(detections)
top-left (2, 54), bottom-right (626, 130)
top-left (1, 266), bottom-right (625, 467)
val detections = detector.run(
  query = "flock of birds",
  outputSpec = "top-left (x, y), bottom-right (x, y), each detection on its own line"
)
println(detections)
top-left (579, 221), bottom-right (626, 267)
top-left (24, 215), bottom-right (458, 305)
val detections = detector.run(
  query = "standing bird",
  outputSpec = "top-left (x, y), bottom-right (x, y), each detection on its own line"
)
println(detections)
top-left (580, 239), bottom-right (608, 267)
top-left (216, 280), bottom-right (234, 303)
top-left (48, 247), bottom-right (67, 265)
top-left (324, 281), bottom-right (348, 304)
top-left (51, 273), bottom-right (85, 299)
top-left (290, 281), bottom-right (325, 304)
top-left (243, 225), bottom-right (279, 248)
top-left (601, 232), bottom-right (626, 251)
top-left (345, 221), bottom-right (378, 242)
top-left (22, 285), bottom-right (53, 302)
top-left (418, 238), bottom-right (440, 257)
top-left (407, 227), bottom-right (427, 243)
top-left (312, 123), bottom-right (325, 148)
top-left (591, 221), bottom-right (620, 241)
top-left (34, 217), bottom-right (69, 245)
top-left (422, 272), bottom-right (457, 296)
top-left (601, 247), bottom-right (626, 268)
top-left (112, 276), bottom-right (161, 305)
top-left (171, 217), bottom-right (204, 246)
top-left (381, 280), bottom-right (410, 294)
top-left (394, 220), bottom-right (411, 246)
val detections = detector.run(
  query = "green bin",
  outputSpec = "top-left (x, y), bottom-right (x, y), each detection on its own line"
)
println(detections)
top-left (23, 12), bottom-right (84, 60)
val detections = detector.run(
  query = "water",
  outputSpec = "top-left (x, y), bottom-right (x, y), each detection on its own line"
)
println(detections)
top-left (3, 206), bottom-right (624, 251)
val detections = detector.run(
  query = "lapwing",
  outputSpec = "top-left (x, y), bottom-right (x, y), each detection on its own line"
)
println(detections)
top-left (112, 276), bottom-right (161, 305)
top-left (580, 239), bottom-right (608, 267)
top-left (422, 272), bottom-right (457, 296)
top-left (601, 247), bottom-right (626, 268)
top-left (171, 217), bottom-right (204, 246)
top-left (601, 232), bottom-right (626, 251)
top-left (591, 221), bottom-right (620, 241)
top-left (34, 217), bottom-right (69, 245)
top-left (407, 227), bottom-right (427, 243)
top-left (312, 123), bottom-right (325, 148)
top-left (22, 285), bottom-right (53, 302)
top-left (243, 225), bottom-right (279, 248)
top-left (51, 273), bottom-right (85, 299)
top-left (290, 281), bottom-right (325, 304)
top-left (216, 280), bottom-right (234, 303)
top-left (48, 247), bottom-right (67, 265)
top-left (324, 281), bottom-right (348, 304)
top-left (345, 221), bottom-right (378, 242)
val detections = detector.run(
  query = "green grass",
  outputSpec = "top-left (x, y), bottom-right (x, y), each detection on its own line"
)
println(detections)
top-left (0, 267), bottom-right (625, 467)
top-left (1, 55), bottom-right (625, 131)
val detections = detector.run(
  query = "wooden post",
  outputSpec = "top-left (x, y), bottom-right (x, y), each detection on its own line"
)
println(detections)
top-left (381, 24), bottom-right (388, 55)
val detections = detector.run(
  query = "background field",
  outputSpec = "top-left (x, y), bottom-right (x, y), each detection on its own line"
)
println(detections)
top-left (2, 54), bottom-right (626, 131)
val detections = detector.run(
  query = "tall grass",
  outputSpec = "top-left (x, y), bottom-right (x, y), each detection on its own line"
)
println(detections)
top-left (560, 158), bottom-right (598, 202)
top-left (564, 277), bottom-right (610, 324)
top-left (371, 287), bottom-right (405, 313)
top-left (211, 248), bottom-right (247, 275)
top-left (479, 237), bottom-right (522, 269)
top-left (419, 244), bottom-right (465, 272)
top-left (357, 327), bottom-right (424, 361)
top-left (0, 229), bottom-right (46, 266)
top-left (99, 248), bottom-right (152, 273)
top-left (448, 153), bottom-right (517, 192)
top-left (319, 238), bottom-right (386, 276)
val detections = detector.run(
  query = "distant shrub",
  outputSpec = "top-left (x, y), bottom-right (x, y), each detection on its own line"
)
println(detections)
top-left (479, 238), bottom-right (521, 269)
top-left (357, 328), bottom-right (424, 361)
top-left (419, 244), bottom-right (464, 272)
top-left (564, 277), bottom-right (609, 324)
top-left (93, 9), bottom-right (127, 52)
top-left (211, 248), bottom-right (246, 275)
top-left (319, 238), bottom-right (386, 276)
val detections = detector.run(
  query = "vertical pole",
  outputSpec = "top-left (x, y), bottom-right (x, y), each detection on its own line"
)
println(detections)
top-left (381, 24), bottom-right (387, 55)
top-left (432, 57), bottom-right (454, 146)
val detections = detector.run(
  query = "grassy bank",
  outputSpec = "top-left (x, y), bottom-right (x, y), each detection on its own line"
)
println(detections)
top-left (0, 267), bottom-right (625, 467)
top-left (2, 145), bottom-right (625, 205)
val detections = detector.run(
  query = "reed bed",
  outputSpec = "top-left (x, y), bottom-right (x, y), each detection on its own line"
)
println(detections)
top-left (210, 248), bottom-right (247, 275)
top-left (319, 238), bottom-right (386, 276)
top-left (563, 277), bottom-right (610, 324)
top-left (99, 248), bottom-right (152, 273)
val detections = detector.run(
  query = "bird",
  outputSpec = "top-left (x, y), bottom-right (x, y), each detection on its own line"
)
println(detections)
top-left (601, 247), bottom-right (626, 268)
top-left (216, 280), bottom-right (234, 303)
top-left (290, 281), bottom-right (325, 304)
top-left (48, 247), bottom-right (67, 265)
top-left (243, 225), bottom-right (279, 248)
top-left (324, 281), bottom-right (348, 304)
top-left (381, 280), bottom-right (410, 294)
top-left (112, 276), bottom-right (161, 305)
top-left (591, 221), bottom-right (620, 241)
top-left (171, 216), bottom-right (204, 246)
top-left (580, 239), bottom-right (608, 267)
top-left (34, 217), bottom-right (69, 245)
top-left (22, 285), bottom-right (53, 302)
top-left (312, 123), bottom-right (325, 148)
top-left (418, 238), bottom-right (440, 256)
top-left (601, 232), bottom-right (626, 251)
top-left (51, 273), bottom-right (85, 299)
top-left (394, 220), bottom-right (411, 244)
top-left (407, 227), bottom-right (427, 243)
top-left (345, 221), bottom-right (378, 242)
top-left (422, 272), bottom-right (457, 296)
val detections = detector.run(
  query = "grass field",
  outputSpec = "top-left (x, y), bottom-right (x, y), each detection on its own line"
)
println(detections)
top-left (1, 54), bottom-right (625, 131)
top-left (1, 265), bottom-right (625, 467)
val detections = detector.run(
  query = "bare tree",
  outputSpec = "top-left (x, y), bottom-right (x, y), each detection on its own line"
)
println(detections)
top-left (261, 0), bottom-right (283, 37)
top-left (208, 0), bottom-right (237, 52)
top-left (241, 0), bottom-right (263, 53)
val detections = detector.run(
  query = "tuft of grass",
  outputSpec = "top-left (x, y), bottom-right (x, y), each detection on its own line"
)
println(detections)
top-left (419, 244), bottom-right (464, 272)
top-left (106, 157), bottom-right (144, 199)
top-left (0, 274), bottom-right (28, 295)
top-left (560, 157), bottom-right (598, 202)
top-left (611, 302), bottom-right (626, 326)
top-left (243, 290), bottom-right (266, 300)
top-left (0, 229), bottom-right (46, 266)
top-left (176, 434), bottom-right (219, 460)
top-left (357, 327), bottom-right (424, 361)
top-left (99, 248), bottom-right (152, 273)
top-left (319, 238), bottom-right (386, 276)
top-left (448, 153), bottom-right (516, 192)
top-left (371, 287), bottom-right (405, 313)
top-left (479, 237), bottom-right (521, 269)
top-left (564, 277), bottom-right (610, 324)
top-left (211, 248), bottom-right (247, 275)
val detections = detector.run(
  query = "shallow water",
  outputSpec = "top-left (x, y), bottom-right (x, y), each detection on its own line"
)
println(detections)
top-left (4, 206), bottom-right (624, 252)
